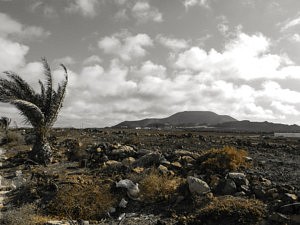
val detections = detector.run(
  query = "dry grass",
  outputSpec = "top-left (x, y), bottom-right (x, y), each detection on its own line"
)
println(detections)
top-left (197, 146), bottom-right (251, 174)
top-left (0, 203), bottom-right (39, 225)
top-left (47, 183), bottom-right (116, 220)
top-left (196, 196), bottom-right (267, 224)
top-left (139, 169), bottom-right (183, 203)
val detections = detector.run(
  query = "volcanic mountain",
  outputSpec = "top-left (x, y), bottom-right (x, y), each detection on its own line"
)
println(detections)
top-left (114, 111), bottom-right (237, 128)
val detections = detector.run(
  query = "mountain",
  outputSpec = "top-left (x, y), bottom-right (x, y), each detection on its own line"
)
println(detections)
top-left (214, 120), bottom-right (300, 133)
top-left (114, 111), bottom-right (237, 128)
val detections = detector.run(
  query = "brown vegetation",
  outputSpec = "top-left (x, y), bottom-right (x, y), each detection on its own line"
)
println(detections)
top-left (197, 146), bottom-right (251, 174)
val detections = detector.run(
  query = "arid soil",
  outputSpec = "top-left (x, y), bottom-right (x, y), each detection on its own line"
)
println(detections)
top-left (0, 128), bottom-right (299, 225)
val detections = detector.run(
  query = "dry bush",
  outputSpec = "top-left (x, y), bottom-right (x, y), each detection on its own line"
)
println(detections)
top-left (0, 203), bottom-right (38, 225)
top-left (197, 146), bottom-right (250, 174)
top-left (196, 196), bottom-right (267, 224)
top-left (47, 183), bottom-right (116, 220)
top-left (6, 131), bottom-right (24, 143)
top-left (139, 169), bottom-right (183, 203)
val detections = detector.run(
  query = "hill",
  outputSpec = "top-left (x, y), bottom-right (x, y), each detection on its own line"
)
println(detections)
top-left (114, 111), bottom-right (237, 128)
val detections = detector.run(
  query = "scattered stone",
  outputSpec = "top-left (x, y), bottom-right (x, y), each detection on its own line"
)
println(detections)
top-left (253, 186), bottom-right (266, 199)
top-left (116, 179), bottom-right (140, 200)
top-left (132, 152), bottom-right (162, 168)
top-left (122, 157), bottom-right (136, 167)
top-left (187, 176), bottom-right (210, 195)
top-left (171, 161), bottom-right (182, 169)
top-left (132, 167), bottom-right (144, 174)
top-left (283, 193), bottom-right (298, 203)
top-left (119, 198), bottom-right (128, 208)
top-left (158, 165), bottom-right (168, 174)
top-left (222, 179), bottom-right (237, 195)
top-left (227, 172), bottom-right (249, 186)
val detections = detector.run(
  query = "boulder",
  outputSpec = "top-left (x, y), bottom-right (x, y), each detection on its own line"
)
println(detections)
top-left (132, 152), bottom-right (162, 168)
top-left (222, 179), bottom-right (237, 195)
top-left (187, 176), bottom-right (210, 195)
top-left (116, 179), bottom-right (140, 200)
top-left (227, 172), bottom-right (249, 186)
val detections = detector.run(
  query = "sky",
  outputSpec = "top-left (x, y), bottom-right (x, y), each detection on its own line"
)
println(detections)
top-left (1, 0), bottom-right (300, 128)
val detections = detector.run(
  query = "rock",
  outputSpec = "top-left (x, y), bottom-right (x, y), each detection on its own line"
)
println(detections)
top-left (222, 179), bottom-right (237, 195)
top-left (253, 186), bottom-right (266, 199)
top-left (110, 145), bottom-right (136, 158)
top-left (171, 161), bottom-right (182, 169)
top-left (174, 150), bottom-right (200, 159)
top-left (158, 165), bottom-right (169, 174)
top-left (187, 176), bottom-right (210, 195)
top-left (116, 179), bottom-right (140, 200)
top-left (181, 156), bottom-right (195, 164)
top-left (234, 191), bottom-right (246, 197)
top-left (132, 167), bottom-right (144, 173)
top-left (260, 177), bottom-right (272, 187)
top-left (283, 193), bottom-right (298, 203)
top-left (132, 152), bottom-right (162, 168)
top-left (105, 160), bottom-right (122, 167)
top-left (227, 172), bottom-right (249, 186)
top-left (122, 157), bottom-right (136, 167)
top-left (209, 175), bottom-right (221, 190)
top-left (119, 198), bottom-right (128, 208)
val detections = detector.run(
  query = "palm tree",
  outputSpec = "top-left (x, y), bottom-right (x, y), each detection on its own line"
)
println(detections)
top-left (0, 58), bottom-right (68, 165)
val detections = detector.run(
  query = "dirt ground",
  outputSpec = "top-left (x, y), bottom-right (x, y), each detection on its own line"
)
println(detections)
top-left (0, 128), bottom-right (299, 225)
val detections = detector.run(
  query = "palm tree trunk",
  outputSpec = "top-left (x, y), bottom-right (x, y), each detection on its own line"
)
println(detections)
top-left (29, 128), bottom-right (53, 165)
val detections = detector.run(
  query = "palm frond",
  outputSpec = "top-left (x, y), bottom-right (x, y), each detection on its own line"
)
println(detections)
top-left (46, 64), bottom-right (68, 127)
top-left (9, 99), bottom-right (45, 127)
top-left (41, 58), bottom-right (53, 118)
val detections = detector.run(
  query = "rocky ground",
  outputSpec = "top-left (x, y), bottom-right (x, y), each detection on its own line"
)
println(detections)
top-left (0, 128), bottom-right (299, 225)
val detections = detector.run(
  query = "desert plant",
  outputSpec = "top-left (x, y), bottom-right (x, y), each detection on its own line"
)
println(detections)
top-left (197, 146), bottom-right (250, 174)
top-left (195, 196), bottom-right (267, 224)
top-left (47, 183), bottom-right (116, 220)
top-left (0, 203), bottom-right (38, 225)
top-left (139, 168), bottom-right (183, 202)
top-left (0, 58), bottom-right (68, 164)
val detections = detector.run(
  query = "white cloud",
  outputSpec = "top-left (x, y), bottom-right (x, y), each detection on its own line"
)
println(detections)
top-left (271, 101), bottom-right (299, 116)
top-left (0, 12), bottom-right (50, 41)
top-left (98, 31), bottom-right (153, 61)
top-left (183, 0), bottom-right (210, 9)
top-left (156, 35), bottom-right (189, 51)
top-left (289, 33), bottom-right (300, 42)
top-left (281, 15), bottom-right (300, 31)
top-left (131, 1), bottom-right (163, 23)
top-left (65, 0), bottom-right (100, 18)
top-left (0, 37), bottom-right (29, 72)
top-left (82, 55), bottom-right (102, 65)
top-left (174, 32), bottom-right (300, 80)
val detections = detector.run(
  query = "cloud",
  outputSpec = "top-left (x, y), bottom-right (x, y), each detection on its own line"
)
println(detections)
top-left (53, 56), bottom-right (75, 66)
top-left (131, 1), bottom-right (163, 23)
top-left (281, 14), bottom-right (300, 31)
top-left (0, 37), bottom-right (29, 72)
top-left (65, 0), bottom-right (100, 18)
top-left (173, 32), bottom-right (300, 80)
top-left (29, 1), bottom-right (58, 18)
top-left (183, 0), bottom-right (210, 9)
top-left (98, 31), bottom-right (153, 61)
top-left (156, 35), bottom-right (189, 51)
top-left (0, 12), bottom-right (50, 41)
top-left (82, 55), bottom-right (102, 65)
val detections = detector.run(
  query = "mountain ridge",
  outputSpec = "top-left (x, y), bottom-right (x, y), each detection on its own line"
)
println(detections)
top-left (113, 111), bottom-right (300, 132)
top-left (114, 111), bottom-right (237, 128)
